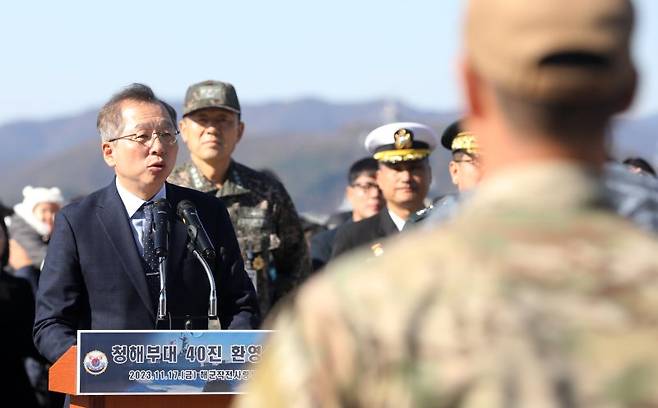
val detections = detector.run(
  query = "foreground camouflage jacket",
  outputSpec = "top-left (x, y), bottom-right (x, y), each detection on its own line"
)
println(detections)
top-left (235, 162), bottom-right (658, 407)
top-left (169, 161), bottom-right (310, 317)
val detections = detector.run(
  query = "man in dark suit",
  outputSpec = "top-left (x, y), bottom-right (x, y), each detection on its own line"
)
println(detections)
top-left (331, 122), bottom-right (437, 259)
top-left (34, 84), bottom-right (260, 364)
top-left (311, 158), bottom-right (383, 271)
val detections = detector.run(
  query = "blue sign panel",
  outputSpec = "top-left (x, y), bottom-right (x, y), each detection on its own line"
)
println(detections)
top-left (77, 330), bottom-right (270, 395)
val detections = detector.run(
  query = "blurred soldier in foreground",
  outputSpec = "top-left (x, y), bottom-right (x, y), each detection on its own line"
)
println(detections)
top-left (169, 80), bottom-right (310, 317)
top-left (331, 122), bottom-right (436, 259)
top-left (235, 0), bottom-right (658, 406)
top-left (310, 157), bottom-right (383, 271)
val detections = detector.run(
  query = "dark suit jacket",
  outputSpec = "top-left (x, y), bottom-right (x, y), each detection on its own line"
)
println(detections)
top-left (311, 227), bottom-right (338, 272)
top-left (34, 181), bottom-right (260, 363)
top-left (330, 210), bottom-right (399, 259)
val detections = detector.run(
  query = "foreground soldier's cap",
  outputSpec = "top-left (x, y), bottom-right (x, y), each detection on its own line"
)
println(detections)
top-left (183, 80), bottom-right (241, 116)
top-left (465, 0), bottom-right (635, 103)
top-left (441, 120), bottom-right (479, 155)
top-left (365, 122), bottom-right (438, 163)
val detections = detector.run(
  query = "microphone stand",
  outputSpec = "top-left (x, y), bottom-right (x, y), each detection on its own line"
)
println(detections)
top-left (157, 256), bottom-right (168, 322)
top-left (153, 198), bottom-right (172, 329)
top-left (154, 252), bottom-right (172, 330)
top-left (188, 242), bottom-right (221, 330)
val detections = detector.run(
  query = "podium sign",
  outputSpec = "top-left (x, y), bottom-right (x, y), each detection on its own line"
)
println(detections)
top-left (77, 330), bottom-right (270, 395)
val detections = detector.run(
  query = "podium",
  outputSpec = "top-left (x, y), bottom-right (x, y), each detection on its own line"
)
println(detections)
top-left (50, 346), bottom-right (234, 408)
top-left (48, 330), bottom-right (268, 407)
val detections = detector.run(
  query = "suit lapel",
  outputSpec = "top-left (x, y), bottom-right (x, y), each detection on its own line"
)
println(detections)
top-left (95, 182), bottom-right (154, 315)
top-left (379, 210), bottom-right (399, 237)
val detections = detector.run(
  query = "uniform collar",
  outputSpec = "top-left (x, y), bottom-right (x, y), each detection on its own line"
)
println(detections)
top-left (188, 160), bottom-right (251, 197)
top-left (387, 209), bottom-right (406, 231)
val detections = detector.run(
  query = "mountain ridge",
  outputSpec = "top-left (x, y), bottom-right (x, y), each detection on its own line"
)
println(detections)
top-left (1, 98), bottom-right (656, 214)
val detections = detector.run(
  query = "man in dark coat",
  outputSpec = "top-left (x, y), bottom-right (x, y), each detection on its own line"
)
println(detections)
top-left (311, 158), bottom-right (383, 271)
top-left (331, 122), bottom-right (437, 259)
top-left (33, 84), bottom-right (259, 364)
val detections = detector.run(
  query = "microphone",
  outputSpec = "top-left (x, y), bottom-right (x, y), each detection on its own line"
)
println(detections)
top-left (176, 200), bottom-right (216, 261)
top-left (176, 200), bottom-right (220, 327)
top-left (152, 199), bottom-right (171, 258)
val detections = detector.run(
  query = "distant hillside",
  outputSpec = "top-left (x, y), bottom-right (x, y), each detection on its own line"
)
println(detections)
top-left (1, 98), bottom-right (655, 215)
top-left (0, 98), bottom-right (457, 213)
top-left (239, 98), bottom-right (451, 135)
top-left (0, 110), bottom-right (97, 171)
top-left (6, 138), bottom-right (113, 202)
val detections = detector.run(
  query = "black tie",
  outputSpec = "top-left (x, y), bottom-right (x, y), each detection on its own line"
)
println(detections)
top-left (142, 201), bottom-right (160, 311)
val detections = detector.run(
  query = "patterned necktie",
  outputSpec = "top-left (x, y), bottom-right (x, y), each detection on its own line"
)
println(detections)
top-left (141, 201), bottom-right (160, 310)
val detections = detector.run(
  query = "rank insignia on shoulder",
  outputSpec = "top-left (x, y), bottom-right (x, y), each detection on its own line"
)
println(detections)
top-left (370, 242), bottom-right (384, 257)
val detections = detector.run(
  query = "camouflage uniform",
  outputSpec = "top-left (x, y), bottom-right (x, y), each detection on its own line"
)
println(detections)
top-left (168, 160), bottom-right (310, 316)
top-left (235, 163), bottom-right (658, 407)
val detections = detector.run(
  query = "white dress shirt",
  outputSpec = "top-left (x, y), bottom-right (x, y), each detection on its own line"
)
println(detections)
top-left (115, 179), bottom-right (166, 256)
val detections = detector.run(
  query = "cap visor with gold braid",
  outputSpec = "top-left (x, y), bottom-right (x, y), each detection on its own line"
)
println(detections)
top-left (451, 132), bottom-right (479, 155)
top-left (441, 120), bottom-right (479, 155)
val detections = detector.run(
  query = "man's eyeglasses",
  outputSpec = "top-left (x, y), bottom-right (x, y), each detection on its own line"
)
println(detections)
top-left (108, 129), bottom-right (179, 147)
top-left (350, 182), bottom-right (380, 193)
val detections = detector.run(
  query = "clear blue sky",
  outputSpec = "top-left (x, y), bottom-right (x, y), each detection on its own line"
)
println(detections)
top-left (0, 0), bottom-right (656, 126)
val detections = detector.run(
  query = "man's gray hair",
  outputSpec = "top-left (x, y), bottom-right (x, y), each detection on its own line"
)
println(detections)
top-left (97, 83), bottom-right (177, 142)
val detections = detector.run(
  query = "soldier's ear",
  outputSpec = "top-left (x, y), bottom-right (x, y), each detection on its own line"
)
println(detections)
top-left (237, 121), bottom-right (245, 142)
top-left (179, 119), bottom-right (188, 143)
top-left (448, 160), bottom-right (460, 185)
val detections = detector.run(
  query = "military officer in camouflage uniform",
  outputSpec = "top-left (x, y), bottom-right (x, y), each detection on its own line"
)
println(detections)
top-left (234, 0), bottom-right (658, 406)
top-left (168, 80), bottom-right (310, 317)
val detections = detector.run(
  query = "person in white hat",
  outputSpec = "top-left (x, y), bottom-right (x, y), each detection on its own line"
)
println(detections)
top-left (8, 185), bottom-right (64, 270)
top-left (330, 122), bottom-right (436, 259)
top-left (6, 185), bottom-right (65, 408)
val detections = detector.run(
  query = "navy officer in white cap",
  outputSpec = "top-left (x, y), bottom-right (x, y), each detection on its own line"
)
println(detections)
top-left (331, 122), bottom-right (436, 259)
